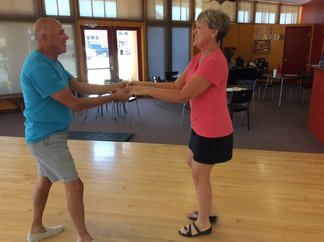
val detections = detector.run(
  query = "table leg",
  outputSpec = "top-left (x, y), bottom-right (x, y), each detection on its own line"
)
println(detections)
top-left (262, 76), bottom-right (270, 102)
top-left (278, 77), bottom-right (285, 107)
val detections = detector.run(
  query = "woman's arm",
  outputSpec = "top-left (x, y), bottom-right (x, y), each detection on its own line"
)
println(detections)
top-left (129, 69), bottom-right (188, 91)
top-left (129, 75), bottom-right (211, 103)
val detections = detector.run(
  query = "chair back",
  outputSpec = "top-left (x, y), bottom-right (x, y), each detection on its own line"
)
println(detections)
top-left (184, 100), bottom-right (191, 110)
top-left (165, 71), bottom-right (178, 81)
top-left (300, 71), bottom-right (313, 83)
top-left (299, 71), bottom-right (313, 89)
top-left (236, 79), bottom-right (257, 90)
top-left (230, 89), bottom-right (254, 105)
top-left (152, 75), bottom-right (162, 83)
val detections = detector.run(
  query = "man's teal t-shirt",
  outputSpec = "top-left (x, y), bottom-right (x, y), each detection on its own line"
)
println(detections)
top-left (20, 50), bottom-right (74, 143)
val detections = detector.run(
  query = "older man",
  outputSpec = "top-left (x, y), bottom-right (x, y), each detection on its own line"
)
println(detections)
top-left (20, 17), bottom-right (130, 242)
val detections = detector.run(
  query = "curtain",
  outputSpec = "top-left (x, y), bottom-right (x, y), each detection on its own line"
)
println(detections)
top-left (280, 5), bottom-right (300, 24)
top-left (0, 0), bottom-right (35, 14)
top-left (147, 0), bottom-right (165, 20)
top-left (255, 2), bottom-right (279, 24)
top-left (172, 0), bottom-right (190, 21)
top-left (237, 0), bottom-right (254, 23)
top-left (79, 0), bottom-right (143, 20)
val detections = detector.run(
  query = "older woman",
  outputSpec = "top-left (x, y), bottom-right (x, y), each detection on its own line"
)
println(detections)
top-left (129, 9), bottom-right (232, 237)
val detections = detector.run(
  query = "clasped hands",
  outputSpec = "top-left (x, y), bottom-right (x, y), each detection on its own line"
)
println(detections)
top-left (111, 81), bottom-right (146, 101)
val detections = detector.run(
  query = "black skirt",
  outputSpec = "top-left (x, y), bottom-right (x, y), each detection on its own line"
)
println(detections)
top-left (189, 129), bottom-right (233, 164)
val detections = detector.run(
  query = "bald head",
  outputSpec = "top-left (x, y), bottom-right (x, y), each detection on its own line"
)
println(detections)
top-left (33, 18), bottom-right (61, 42)
top-left (32, 17), bottom-right (68, 59)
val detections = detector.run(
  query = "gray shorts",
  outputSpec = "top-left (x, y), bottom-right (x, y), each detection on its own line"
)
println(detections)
top-left (28, 131), bottom-right (79, 183)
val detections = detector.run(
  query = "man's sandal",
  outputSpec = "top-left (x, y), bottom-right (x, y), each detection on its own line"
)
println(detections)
top-left (187, 210), bottom-right (218, 223)
top-left (179, 222), bottom-right (212, 237)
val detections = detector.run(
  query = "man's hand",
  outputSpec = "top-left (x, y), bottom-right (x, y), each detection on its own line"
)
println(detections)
top-left (113, 86), bottom-right (132, 102)
top-left (111, 81), bottom-right (127, 91)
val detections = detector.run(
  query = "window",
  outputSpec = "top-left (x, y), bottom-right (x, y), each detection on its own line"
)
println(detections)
top-left (147, 26), bottom-right (166, 79)
top-left (237, 0), bottom-right (254, 23)
top-left (0, 22), bottom-right (34, 95)
top-left (0, 0), bottom-right (35, 15)
top-left (172, 0), bottom-right (190, 21)
top-left (78, 0), bottom-right (143, 20)
top-left (195, 0), bottom-right (235, 22)
top-left (59, 24), bottom-right (77, 77)
top-left (147, 0), bottom-right (165, 20)
top-left (255, 2), bottom-right (279, 24)
top-left (44, 0), bottom-right (71, 16)
top-left (280, 5), bottom-right (300, 24)
top-left (172, 27), bottom-right (190, 74)
top-left (0, 22), bottom-right (77, 96)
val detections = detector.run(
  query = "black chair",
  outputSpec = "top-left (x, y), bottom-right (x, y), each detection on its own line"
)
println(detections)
top-left (83, 93), bottom-right (107, 119)
top-left (228, 89), bottom-right (254, 130)
top-left (165, 71), bottom-right (178, 82)
top-left (180, 101), bottom-right (191, 126)
top-left (236, 79), bottom-right (257, 115)
top-left (236, 57), bottom-right (244, 67)
top-left (299, 71), bottom-right (313, 104)
top-left (105, 79), bottom-right (140, 120)
top-left (151, 75), bottom-right (162, 83)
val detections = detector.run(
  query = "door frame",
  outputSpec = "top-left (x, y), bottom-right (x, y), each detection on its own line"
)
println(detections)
top-left (79, 23), bottom-right (143, 83)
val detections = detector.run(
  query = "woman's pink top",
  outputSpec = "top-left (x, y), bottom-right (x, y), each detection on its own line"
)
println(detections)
top-left (185, 49), bottom-right (233, 138)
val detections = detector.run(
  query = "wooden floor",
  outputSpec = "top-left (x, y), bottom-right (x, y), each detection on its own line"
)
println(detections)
top-left (1, 136), bottom-right (324, 242)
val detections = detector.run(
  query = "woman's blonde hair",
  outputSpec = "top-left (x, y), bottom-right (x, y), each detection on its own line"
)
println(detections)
top-left (197, 9), bottom-right (230, 43)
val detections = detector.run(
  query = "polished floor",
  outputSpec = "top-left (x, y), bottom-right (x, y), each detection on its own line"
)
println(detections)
top-left (0, 136), bottom-right (324, 242)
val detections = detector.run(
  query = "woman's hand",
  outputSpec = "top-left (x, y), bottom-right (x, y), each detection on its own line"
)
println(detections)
top-left (128, 80), bottom-right (140, 86)
top-left (128, 85), bottom-right (148, 96)
top-left (112, 81), bottom-right (127, 91)
top-left (113, 86), bottom-right (132, 101)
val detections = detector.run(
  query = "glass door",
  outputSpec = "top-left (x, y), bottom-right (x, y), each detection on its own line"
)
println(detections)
top-left (117, 29), bottom-right (140, 82)
top-left (82, 28), bottom-right (111, 84)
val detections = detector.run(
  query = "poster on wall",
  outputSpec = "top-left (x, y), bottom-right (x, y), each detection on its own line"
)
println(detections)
top-left (254, 40), bottom-right (270, 54)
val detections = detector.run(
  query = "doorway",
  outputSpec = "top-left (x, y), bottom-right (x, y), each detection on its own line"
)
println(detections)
top-left (116, 29), bottom-right (141, 82)
top-left (282, 26), bottom-right (312, 74)
top-left (81, 26), bottom-right (141, 84)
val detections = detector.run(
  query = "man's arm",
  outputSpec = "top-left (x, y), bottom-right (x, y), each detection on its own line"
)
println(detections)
top-left (69, 78), bottom-right (127, 95)
top-left (51, 86), bottom-right (131, 111)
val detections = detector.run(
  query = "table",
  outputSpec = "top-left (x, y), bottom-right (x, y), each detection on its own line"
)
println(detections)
top-left (226, 85), bottom-right (248, 104)
top-left (261, 73), bottom-right (299, 107)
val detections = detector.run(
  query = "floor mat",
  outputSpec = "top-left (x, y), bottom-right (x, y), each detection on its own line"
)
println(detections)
top-left (68, 131), bottom-right (134, 142)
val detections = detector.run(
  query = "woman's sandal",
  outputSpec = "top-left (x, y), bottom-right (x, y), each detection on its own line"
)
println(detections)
top-left (187, 210), bottom-right (218, 223)
top-left (179, 222), bottom-right (212, 237)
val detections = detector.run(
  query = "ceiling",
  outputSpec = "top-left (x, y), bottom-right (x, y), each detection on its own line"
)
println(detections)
top-left (250, 0), bottom-right (311, 5)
